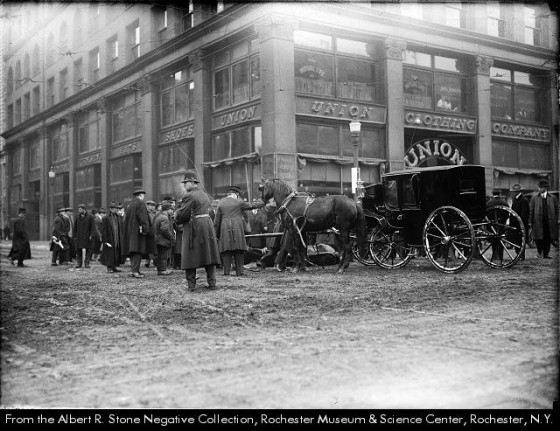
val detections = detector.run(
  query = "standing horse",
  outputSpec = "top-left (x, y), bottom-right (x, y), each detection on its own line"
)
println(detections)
top-left (260, 179), bottom-right (366, 274)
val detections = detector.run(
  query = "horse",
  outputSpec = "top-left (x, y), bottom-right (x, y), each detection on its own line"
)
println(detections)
top-left (260, 179), bottom-right (366, 274)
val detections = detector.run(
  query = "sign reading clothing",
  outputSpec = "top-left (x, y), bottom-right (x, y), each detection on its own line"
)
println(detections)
top-left (405, 111), bottom-right (477, 134)
top-left (405, 139), bottom-right (467, 168)
top-left (296, 96), bottom-right (386, 123)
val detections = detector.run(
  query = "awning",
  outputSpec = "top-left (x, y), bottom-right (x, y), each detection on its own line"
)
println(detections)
top-left (494, 166), bottom-right (551, 177)
top-left (202, 152), bottom-right (260, 168)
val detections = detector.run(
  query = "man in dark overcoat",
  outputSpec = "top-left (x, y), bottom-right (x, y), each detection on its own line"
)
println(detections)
top-left (174, 170), bottom-right (220, 292)
top-left (153, 203), bottom-right (175, 275)
top-left (123, 189), bottom-right (155, 278)
top-left (509, 184), bottom-right (530, 260)
top-left (51, 206), bottom-right (69, 266)
top-left (529, 179), bottom-right (559, 259)
top-left (64, 207), bottom-right (76, 263)
top-left (100, 202), bottom-right (123, 273)
top-left (73, 203), bottom-right (95, 268)
top-left (91, 208), bottom-right (105, 261)
top-left (214, 185), bottom-right (264, 276)
top-left (8, 208), bottom-right (31, 267)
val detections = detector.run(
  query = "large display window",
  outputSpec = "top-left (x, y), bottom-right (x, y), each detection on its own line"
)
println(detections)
top-left (78, 110), bottom-right (100, 154)
top-left (111, 93), bottom-right (141, 144)
top-left (75, 164), bottom-right (101, 209)
top-left (161, 68), bottom-right (194, 127)
top-left (49, 123), bottom-right (69, 163)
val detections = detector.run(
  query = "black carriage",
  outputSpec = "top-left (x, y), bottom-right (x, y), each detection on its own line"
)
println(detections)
top-left (355, 165), bottom-right (526, 273)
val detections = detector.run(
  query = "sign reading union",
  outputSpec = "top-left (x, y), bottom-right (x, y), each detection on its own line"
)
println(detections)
top-left (213, 105), bottom-right (259, 129)
top-left (405, 139), bottom-right (467, 168)
top-left (405, 111), bottom-right (476, 134)
top-left (296, 96), bottom-right (386, 123)
top-left (491, 121), bottom-right (550, 142)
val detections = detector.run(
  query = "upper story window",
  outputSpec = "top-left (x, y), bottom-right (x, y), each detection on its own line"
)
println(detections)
top-left (161, 68), bottom-right (194, 127)
top-left (46, 33), bottom-right (55, 67)
top-left (128, 21), bottom-right (141, 61)
top-left (47, 77), bottom-right (55, 108)
top-left (487, 2), bottom-right (504, 38)
top-left (400, 2), bottom-right (423, 20)
top-left (23, 93), bottom-right (30, 121)
top-left (7, 104), bottom-right (14, 129)
top-left (15, 60), bottom-right (21, 89)
top-left (49, 123), bottom-right (69, 162)
top-left (490, 66), bottom-right (546, 124)
top-left (12, 148), bottom-right (22, 175)
top-left (32, 86), bottom-right (40, 115)
top-left (213, 39), bottom-right (260, 110)
top-left (78, 110), bottom-right (100, 154)
top-left (29, 139), bottom-right (40, 170)
top-left (294, 31), bottom-right (380, 103)
top-left (73, 9), bottom-right (82, 47)
top-left (60, 21), bottom-right (68, 51)
top-left (524, 5), bottom-right (542, 46)
top-left (74, 58), bottom-right (84, 89)
top-left (111, 92), bottom-right (141, 144)
top-left (403, 49), bottom-right (471, 114)
top-left (422, 2), bottom-right (465, 28)
top-left (182, 1), bottom-right (194, 31)
top-left (60, 68), bottom-right (69, 100)
top-left (107, 36), bottom-right (119, 74)
top-left (23, 53), bottom-right (30, 82)
top-left (90, 48), bottom-right (100, 83)
top-left (7, 67), bottom-right (13, 97)
top-left (15, 99), bottom-right (22, 125)
top-left (32, 45), bottom-right (40, 76)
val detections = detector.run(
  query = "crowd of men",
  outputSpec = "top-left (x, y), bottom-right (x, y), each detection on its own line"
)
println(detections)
top-left (7, 174), bottom-right (558, 292)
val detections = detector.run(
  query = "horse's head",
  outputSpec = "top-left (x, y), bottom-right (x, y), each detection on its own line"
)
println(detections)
top-left (260, 178), bottom-right (292, 205)
top-left (259, 179), bottom-right (273, 203)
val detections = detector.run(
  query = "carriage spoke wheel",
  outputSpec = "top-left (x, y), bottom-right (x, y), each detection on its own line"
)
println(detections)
top-left (369, 224), bottom-right (413, 269)
top-left (423, 206), bottom-right (475, 274)
top-left (352, 230), bottom-right (376, 266)
top-left (477, 205), bottom-right (526, 268)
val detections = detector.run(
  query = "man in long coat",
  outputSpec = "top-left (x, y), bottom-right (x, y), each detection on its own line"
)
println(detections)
top-left (214, 185), bottom-right (264, 276)
top-left (509, 184), bottom-right (530, 260)
top-left (100, 202), bottom-right (123, 273)
top-left (529, 179), bottom-right (559, 259)
top-left (64, 207), bottom-right (76, 263)
top-left (174, 170), bottom-right (220, 292)
top-left (153, 203), bottom-right (175, 275)
top-left (8, 208), bottom-right (31, 267)
top-left (73, 203), bottom-right (95, 268)
top-left (123, 189), bottom-right (155, 278)
top-left (51, 206), bottom-right (69, 266)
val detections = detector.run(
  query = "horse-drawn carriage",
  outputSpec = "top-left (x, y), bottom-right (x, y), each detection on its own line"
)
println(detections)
top-left (355, 164), bottom-right (526, 273)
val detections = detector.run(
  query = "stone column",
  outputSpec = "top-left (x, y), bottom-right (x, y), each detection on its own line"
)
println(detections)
top-left (138, 74), bottom-right (157, 198)
top-left (384, 38), bottom-right (406, 172)
top-left (64, 113), bottom-right (76, 209)
top-left (473, 55), bottom-right (494, 196)
top-left (96, 99), bottom-right (108, 208)
top-left (39, 127), bottom-right (49, 239)
top-left (20, 139), bottom-right (29, 212)
top-left (545, 71), bottom-right (559, 189)
top-left (255, 16), bottom-right (298, 188)
top-left (188, 49), bottom-right (210, 187)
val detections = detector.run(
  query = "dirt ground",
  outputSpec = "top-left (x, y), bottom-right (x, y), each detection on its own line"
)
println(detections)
top-left (0, 241), bottom-right (558, 409)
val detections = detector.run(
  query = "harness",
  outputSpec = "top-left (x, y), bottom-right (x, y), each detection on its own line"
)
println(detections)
top-left (276, 191), bottom-right (316, 248)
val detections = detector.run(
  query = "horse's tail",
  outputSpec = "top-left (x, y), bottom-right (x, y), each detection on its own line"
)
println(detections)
top-left (355, 202), bottom-right (367, 253)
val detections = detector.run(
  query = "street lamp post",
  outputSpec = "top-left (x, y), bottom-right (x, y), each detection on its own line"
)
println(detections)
top-left (48, 167), bottom-right (56, 229)
top-left (349, 119), bottom-right (363, 204)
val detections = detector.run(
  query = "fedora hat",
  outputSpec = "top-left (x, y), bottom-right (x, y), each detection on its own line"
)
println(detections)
top-left (77, 203), bottom-right (86, 209)
top-left (56, 207), bottom-right (66, 213)
top-left (538, 179), bottom-right (549, 188)
top-left (132, 188), bottom-right (146, 196)
top-left (109, 201), bottom-right (118, 209)
top-left (510, 184), bottom-right (522, 192)
top-left (98, 208), bottom-right (106, 214)
top-left (181, 170), bottom-right (199, 183)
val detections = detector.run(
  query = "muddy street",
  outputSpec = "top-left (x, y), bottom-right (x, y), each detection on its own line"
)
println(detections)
top-left (0, 241), bottom-right (558, 409)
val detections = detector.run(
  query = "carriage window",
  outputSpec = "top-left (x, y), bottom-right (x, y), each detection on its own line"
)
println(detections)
top-left (402, 177), bottom-right (418, 208)
top-left (460, 179), bottom-right (476, 195)
top-left (384, 180), bottom-right (398, 209)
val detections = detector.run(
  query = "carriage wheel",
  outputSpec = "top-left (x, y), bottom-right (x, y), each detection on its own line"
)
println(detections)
top-left (477, 205), bottom-right (526, 268)
top-left (351, 231), bottom-right (376, 266)
top-left (423, 206), bottom-right (475, 274)
top-left (369, 224), bottom-right (413, 269)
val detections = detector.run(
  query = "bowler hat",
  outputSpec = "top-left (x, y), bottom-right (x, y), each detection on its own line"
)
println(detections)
top-left (181, 170), bottom-right (199, 183)
top-left (161, 203), bottom-right (172, 211)
top-left (132, 189), bottom-right (146, 196)
top-left (145, 200), bottom-right (157, 206)
top-left (510, 184), bottom-right (522, 192)
top-left (56, 207), bottom-right (66, 213)
top-left (162, 195), bottom-right (175, 202)
top-left (98, 208), bottom-right (106, 214)
top-left (65, 207), bottom-right (74, 212)
top-left (227, 185), bottom-right (241, 194)
top-left (18, 207), bottom-right (26, 213)
top-left (538, 179), bottom-right (549, 188)
top-left (109, 201), bottom-right (118, 209)
top-left (78, 203), bottom-right (86, 209)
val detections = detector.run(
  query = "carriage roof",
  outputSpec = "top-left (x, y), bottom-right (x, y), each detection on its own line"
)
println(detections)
top-left (382, 164), bottom-right (485, 179)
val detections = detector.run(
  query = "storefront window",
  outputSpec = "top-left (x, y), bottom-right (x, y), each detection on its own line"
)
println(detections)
top-left (490, 66), bottom-right (545, 123)
top-left (212, 126), bottom-right (260, 161)
top-left (341, 128), bottom-right (385, 159)
top-left (297, 123), bottom-right (338, 155)
top-left (403, 51), bottom-right (469, 113)
top-left (75, 164), bottom-right (101, 209)
top-left (213, 40), bottom-right (259, 111)
top-left (109, 154), bottom-right (142, 205)
top-left (337, 58), bottom-right (376, 101)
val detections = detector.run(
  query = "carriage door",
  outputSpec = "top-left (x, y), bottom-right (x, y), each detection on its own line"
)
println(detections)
top-left (401, 174), bottom-right (423, 246)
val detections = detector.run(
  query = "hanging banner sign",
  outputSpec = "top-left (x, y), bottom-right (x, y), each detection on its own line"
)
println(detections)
top-left (404, 139), bottom-right (467, 168)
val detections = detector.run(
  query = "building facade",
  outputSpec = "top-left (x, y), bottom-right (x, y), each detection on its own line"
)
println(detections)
top-left (1, 1), bottom-right (558, 240)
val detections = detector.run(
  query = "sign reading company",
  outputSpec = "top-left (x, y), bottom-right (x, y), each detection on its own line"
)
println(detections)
top-left (405, 111), bottom-right (476, 134)
top-left (162, 124), bottom-right (194, 143)
top-left (491, 121), bottom-right (550, 142)
top-left (297, 96), bottom-right (386, 123)
top-left (212, 105), bottom-right (259, 129)
top-left (404, 139), bottom-right (467, 168)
